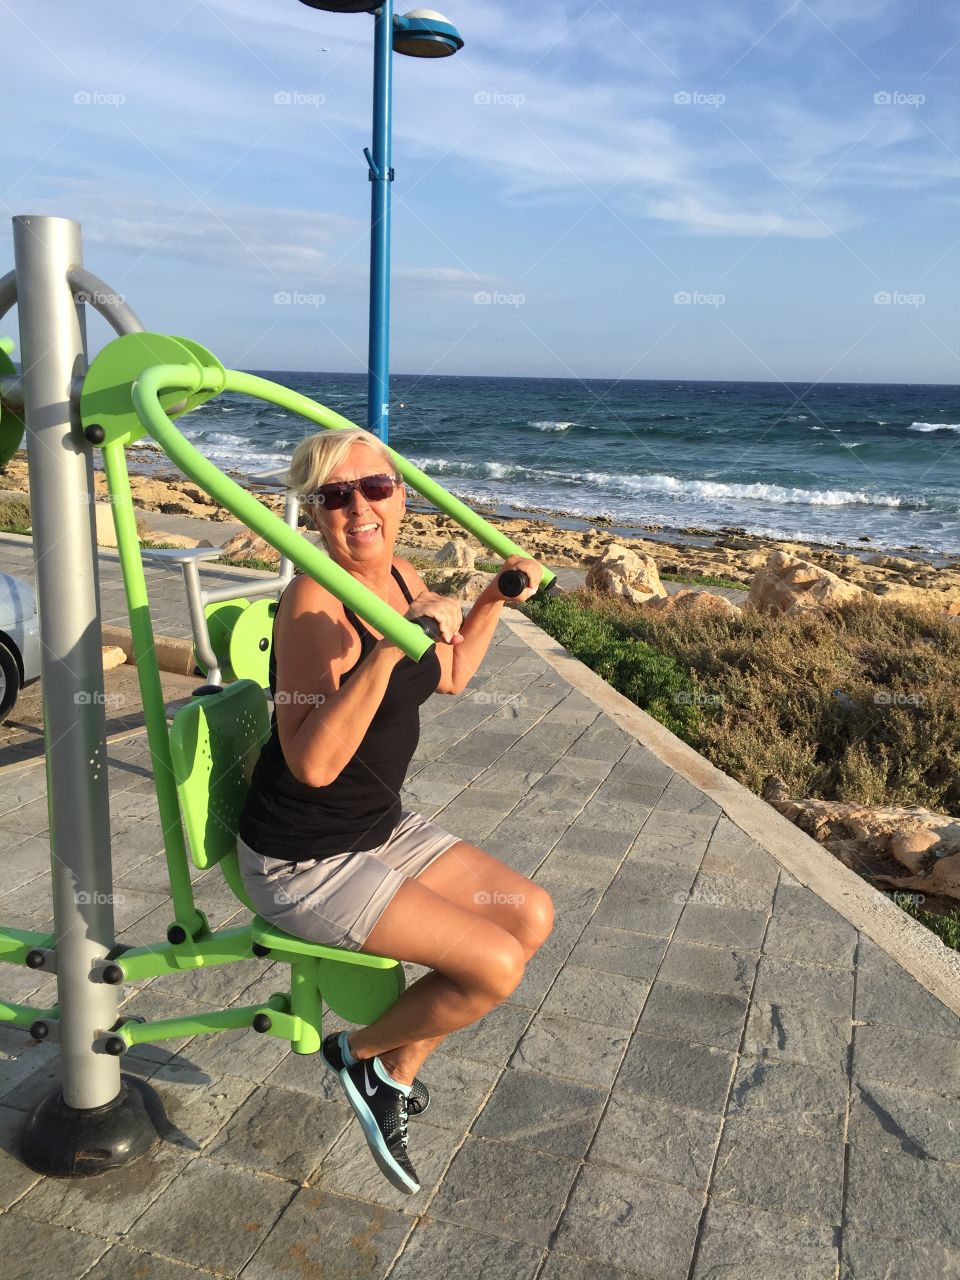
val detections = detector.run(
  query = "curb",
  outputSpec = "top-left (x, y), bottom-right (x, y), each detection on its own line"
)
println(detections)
top-left (100, 624), bottom-right (196, 677)
top-left (502, 608), bottom-right (960, 1019)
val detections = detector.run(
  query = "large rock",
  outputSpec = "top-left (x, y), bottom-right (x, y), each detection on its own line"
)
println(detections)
top-left (747, 550), bottom-right (865, 616)
top-left (219, 532), bottom-right (281, 565)
top-left (644, 588), bottom-right (740, 619)
top-left (864, 553), bottom-right (920, 573)
top-left (870, 581), bottom-right (946, 609)
top-left (762, 775), bottom-right (960, 902)
top-left (435, 539), bottom-right (476, 571)
top-left (101, 645), bottom-right (127, 671)
top-left (429, 568), bottom-right (493, 603)
top-left (456, 570), bottom-right (494, 603)
top-left (586, 543), bottom-right (666, 604)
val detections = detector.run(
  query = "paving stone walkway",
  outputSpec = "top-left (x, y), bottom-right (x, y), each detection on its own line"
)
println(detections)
top-left (1, 542), bottom-right (959, 1278)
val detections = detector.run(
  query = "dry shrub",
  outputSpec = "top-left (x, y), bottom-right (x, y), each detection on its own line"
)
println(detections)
top-left (0, 494), bottom-right (31, 532)
top-left (532, 588), bottom-right (960, 815)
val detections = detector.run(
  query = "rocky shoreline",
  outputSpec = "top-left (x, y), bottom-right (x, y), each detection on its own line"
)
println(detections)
top-left (5, 447), bottom-right (960, 917)
top-left (3, 447), bottom-right (960, 610)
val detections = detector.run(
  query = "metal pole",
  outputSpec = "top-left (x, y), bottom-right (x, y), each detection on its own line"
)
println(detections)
top-left (366, 0), bottom-right (394, 442)
top-left (12, 215), bottom-right (157, 1174)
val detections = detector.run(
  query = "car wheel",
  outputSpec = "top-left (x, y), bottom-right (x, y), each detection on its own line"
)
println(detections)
top-left (0, 640), bottom-right (22, 723)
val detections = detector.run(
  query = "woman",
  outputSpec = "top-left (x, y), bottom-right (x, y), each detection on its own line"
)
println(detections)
top-left (237, 427), bottom-right (554, 1195)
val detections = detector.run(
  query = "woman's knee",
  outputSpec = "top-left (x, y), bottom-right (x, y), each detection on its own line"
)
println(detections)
top-left (520, 883), bottom-right (555, 950)
top-left (471, 931), bottom-right (526, 1004)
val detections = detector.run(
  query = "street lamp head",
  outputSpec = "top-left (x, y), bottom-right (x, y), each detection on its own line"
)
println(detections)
top-left (393, 9), bottom-right (464, 57)
top-left (297, 2), bottom-right (379, 12)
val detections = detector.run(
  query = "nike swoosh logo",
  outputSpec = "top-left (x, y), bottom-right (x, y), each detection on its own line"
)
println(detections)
top-left (363, 1063), bottom-right (378, 1097)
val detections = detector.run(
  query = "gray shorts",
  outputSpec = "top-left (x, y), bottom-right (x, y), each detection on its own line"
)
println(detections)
top-left (236, 809), bottom-right (460, 951)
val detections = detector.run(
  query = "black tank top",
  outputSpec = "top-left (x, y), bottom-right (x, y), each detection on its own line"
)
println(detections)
top-left (237, 565), bottom-right (441, 859)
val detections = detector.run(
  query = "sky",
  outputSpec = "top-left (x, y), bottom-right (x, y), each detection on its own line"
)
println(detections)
top-left (2, 0), bottom-right (960, 383)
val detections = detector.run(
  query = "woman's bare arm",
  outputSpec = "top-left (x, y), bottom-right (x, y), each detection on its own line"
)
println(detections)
top-left (394, 555), bottom-right (542, 695)
top-left (274, 577), bottom-right (404, 787)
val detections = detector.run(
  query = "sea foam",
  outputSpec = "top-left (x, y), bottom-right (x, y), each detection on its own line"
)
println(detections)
top-left (582, 471), bottom-right (906, 508)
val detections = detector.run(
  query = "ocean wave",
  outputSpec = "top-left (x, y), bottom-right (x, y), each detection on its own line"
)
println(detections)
top-left (910, 421), bottom-right (960, 433)
top-left (528, 420), bottom-right (575, 431)
top-left (409, 456), bottom-right (534, 482)
top-left (200, 431), bottom-right (250, 448)
top-left (410, 455), bottom-right (910, 510)
top-left (581, 470), bottom-right (908, 508)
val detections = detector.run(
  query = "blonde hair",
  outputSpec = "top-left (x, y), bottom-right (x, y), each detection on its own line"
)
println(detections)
top-left (286, 429), bottom-right (399, 543)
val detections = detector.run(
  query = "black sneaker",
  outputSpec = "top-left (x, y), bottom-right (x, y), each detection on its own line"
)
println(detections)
top-left (321, 1033), bottom-right (420, 1194)
top-left (321, 1033), bottom-right (430, 1116)
top-left (407, 1076), bottom-right (430, 1117)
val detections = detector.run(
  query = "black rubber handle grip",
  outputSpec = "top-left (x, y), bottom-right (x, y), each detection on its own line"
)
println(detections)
top-left (411, 615), bottom-right (443, 642)
top-left (497, 568), bottom-right (530, 598)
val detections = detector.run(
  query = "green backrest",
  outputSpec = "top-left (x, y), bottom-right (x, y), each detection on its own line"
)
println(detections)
top-left (228, 598), bottom-right (278, 689)
top-left (169, 679), bottom-right (271, 874)
top-left (196, 597), bottom-right (250, 683)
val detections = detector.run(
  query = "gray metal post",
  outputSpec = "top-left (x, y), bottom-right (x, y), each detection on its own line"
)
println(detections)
top-left (13, 215), bottom-right (157, 1173)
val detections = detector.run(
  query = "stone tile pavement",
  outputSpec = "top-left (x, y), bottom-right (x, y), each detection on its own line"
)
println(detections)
top-left (1, 542), bottom-right (959, 1277)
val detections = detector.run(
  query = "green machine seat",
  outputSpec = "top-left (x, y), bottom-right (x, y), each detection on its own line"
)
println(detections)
top-left (168, 679), bottom-right (404, 1033)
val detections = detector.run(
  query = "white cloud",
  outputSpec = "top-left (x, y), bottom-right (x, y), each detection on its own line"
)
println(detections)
top-left (10, 181), bottom-right (361, 281)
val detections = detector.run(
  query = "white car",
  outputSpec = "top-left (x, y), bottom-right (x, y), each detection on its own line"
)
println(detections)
top-left (0, 573), bottom-right (41, 723)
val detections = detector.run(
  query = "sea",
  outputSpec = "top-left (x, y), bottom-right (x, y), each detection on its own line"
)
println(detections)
top-left (172, 373), bottom-right (960, 562)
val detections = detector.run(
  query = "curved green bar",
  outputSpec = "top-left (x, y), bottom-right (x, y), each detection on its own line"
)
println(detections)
top-left (130, 363), bottom-right (433, 661)
top-left (101, 439), bottom-right (205, 935)
top-left (224, 370), bottom-right (556, 590)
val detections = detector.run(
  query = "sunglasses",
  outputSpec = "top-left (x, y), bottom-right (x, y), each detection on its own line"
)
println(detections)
top-left (308, 473), bottom-right (401, 511)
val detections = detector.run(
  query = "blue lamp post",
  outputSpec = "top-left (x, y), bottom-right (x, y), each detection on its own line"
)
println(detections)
top-left (298, 2), bottom-right (464, 441)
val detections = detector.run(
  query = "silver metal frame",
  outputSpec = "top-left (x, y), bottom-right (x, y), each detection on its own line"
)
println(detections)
top-left (10, 215), bottom-right (122, 1109)
top-left (0, 214), bottom-right (301, 1125)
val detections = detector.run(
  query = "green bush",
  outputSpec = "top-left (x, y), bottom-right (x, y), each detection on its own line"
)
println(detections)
top-left (898, 896), bottom-right (960, 951)
top-left (216, 555), bottom-right (275, 573)
top-left (660, 571), bottom-right (745, 590)
top-left (523, 592), bottom-right (701, 740)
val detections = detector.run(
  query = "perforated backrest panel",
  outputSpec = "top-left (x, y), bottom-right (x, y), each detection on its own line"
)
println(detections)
top-left (168, 679), bottom-right (272, 870)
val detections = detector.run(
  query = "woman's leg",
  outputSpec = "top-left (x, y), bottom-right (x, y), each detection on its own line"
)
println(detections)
top-left (346, 875), bottom-right (527, 1083)
top-left (356, 843), bottom-right (555, 1084)
top-left (415, 840), bottom-right (555, 960)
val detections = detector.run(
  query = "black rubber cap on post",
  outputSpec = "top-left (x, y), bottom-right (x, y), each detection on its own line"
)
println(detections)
top-left (83, 423), bottom-right (105, 444)
top-left (20, 1075), bottom-right (162, 1178)
top-left (101, 963), bottom-right (125, 985)
top-left (191, 684), bottom-right (224, 698)
top-left (29, 1021), bottom-right (48, 1041)
top-left (25, 949), bottom-right (46, 970)
top-left (252, 1013), bottom-right (272, 1033)
top-left (166, 924), bottom-right (187, 945)
top-left (251, 943), bottom-right (271, 958)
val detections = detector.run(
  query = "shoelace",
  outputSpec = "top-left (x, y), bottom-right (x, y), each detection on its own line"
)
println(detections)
top-left (398, 1094), bottom-right (409, 1149)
